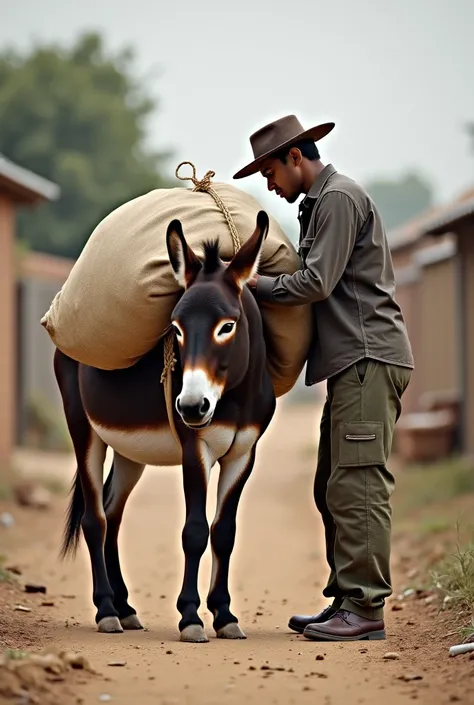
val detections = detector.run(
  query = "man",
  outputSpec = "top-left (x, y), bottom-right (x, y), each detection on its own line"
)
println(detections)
top-left (233, 115), bottom-right (414, 642)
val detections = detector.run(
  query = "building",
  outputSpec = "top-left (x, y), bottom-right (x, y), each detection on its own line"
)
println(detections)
top-left (390, 209), bottom-right (460, 407)
top-left (0, 154), bottom-right (60, 465)
top-left (16, 251), bottom-right (74, 451)
top-left (420, 194), bottom-right (474, 458)
top-left (388, 188), bottom-right (474, 461)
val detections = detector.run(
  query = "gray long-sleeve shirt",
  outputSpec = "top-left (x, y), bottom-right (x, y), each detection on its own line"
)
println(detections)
top-left (255, 164), bottom-right (414, 386)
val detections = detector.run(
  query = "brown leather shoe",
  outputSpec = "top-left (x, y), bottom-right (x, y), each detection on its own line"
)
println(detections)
top-left (288, 605), bottom-right (339, 634)
top-left (303, 609), bottom-right (386, 641)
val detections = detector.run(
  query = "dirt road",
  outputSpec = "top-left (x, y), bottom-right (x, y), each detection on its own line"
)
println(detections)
top-left (1, 402), bottom-right (471, 704)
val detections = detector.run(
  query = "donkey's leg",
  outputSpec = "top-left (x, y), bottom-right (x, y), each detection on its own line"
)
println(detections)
top-left (54, 351), bottom-right (119, 633)
top-left (79, 432), bottom-right (123, 633)
top-left (207, 444), bottom-right (257, 639)
top-left (177, 441), bottom-right (211, 643)
top-left (104, 452), bottom-right (145, 630)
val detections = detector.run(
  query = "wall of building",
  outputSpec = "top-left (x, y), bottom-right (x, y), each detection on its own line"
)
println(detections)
top-left (458, 224), bottom-right (474, 455)
top-left (0, 195), bottom-right (16, 464)
top-left (391, 236), bottom-right (458, 424)
top-left (392, 260), bottom-right (421, 415)
top-left (416, 244), bottom-right (458, 403)
top-left (16, 252), bottom-right (73, 448)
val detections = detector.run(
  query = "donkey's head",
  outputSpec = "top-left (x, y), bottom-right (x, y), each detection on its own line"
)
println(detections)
top-left (166, 210), bottom-right (269, 429)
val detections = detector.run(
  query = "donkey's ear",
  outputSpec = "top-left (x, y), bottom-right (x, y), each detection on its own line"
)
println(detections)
top-left (166, 219), bottom-right (202, 289)
top-left (224, 210), bottom-right (269, 293)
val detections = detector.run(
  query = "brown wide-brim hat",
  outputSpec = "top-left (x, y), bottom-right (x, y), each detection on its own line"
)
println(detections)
top-left (233, 114), bottom-right (335, 180)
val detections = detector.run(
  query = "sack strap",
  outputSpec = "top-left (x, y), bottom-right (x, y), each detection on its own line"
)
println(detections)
top-left (160, 162), bottom-right (242, 451)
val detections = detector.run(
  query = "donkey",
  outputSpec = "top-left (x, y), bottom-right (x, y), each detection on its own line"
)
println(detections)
top-left (54, 210), bottom-right (276, 643)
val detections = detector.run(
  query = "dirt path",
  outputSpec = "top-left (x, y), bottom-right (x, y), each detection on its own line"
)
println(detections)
top-left (1, 402), bottom-right (471, 704)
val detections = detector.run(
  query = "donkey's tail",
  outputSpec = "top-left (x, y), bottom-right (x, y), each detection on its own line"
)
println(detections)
top-left (60, 461), bottom-right (115, 560)
top-left (60, 469), bottom-right (84, 560)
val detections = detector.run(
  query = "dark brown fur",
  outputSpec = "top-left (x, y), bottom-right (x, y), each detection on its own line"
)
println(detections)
top-left (55, 211), bottom-right (276, 641)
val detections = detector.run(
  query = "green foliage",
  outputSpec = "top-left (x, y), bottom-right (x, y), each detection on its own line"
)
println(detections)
top-left (0, 32), bottom-right (175, 259)
top-left (0, 556), bottom-right (17, 584)
top-left (365, 171), bottom-right (434, 231)
top-left (24, 393), bottom-right (73, 452)
top-left (431, 527), bottom-right (474, 640)
top-left (4, 649), bottom-right (29, 661)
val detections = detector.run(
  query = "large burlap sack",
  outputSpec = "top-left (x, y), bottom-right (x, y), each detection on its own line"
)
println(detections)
top-left (41, 179), bottom-right (312, 397)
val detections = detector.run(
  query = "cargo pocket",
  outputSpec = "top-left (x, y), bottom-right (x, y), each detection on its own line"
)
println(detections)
top-left (338, 422), bottom-right (386, 467)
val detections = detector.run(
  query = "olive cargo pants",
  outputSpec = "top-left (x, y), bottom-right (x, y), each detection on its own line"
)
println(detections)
top-left (314, 359), bottom-right (412, 620)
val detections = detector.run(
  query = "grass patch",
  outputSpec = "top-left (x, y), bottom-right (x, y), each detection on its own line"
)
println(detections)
top-left (417, 517), bottom-right (455, 537)
top-left (392, 455), bottom-right (474, 640)
top-left (394, 455), bottom-right (474, 519)
top-left (24, 394), bottom-right (73, 452)
top-left (4, 648), bottom-right (29, 661)
top-left (0, 484), bottom-right (13, 501)
top-left (0, 555), bottom-right (17, 584)
top-left (430, 527), bottom-right (474, 641)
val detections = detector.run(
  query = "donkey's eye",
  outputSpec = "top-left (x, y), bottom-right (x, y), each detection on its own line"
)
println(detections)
top-left (219, 322), bottom-right (235, 336)
top-left (213, 320), bottom-right (236, 343)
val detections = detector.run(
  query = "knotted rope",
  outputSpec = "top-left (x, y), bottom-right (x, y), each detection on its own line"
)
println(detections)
top-left (176, 161), bottom-right (242, 254)
top-left (160, 162), bottom-right (242, 449)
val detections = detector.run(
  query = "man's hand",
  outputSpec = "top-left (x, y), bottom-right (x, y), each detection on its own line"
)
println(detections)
top-left (248, 272), bottom-right (259, 289)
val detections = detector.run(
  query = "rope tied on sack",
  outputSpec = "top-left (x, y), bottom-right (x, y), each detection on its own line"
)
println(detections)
top-left (176, 161), bottom-right (242, 254)
top-left (160, 326), bottom-right (177, 385)
top-left (161, 162), bottom-right (243, 449)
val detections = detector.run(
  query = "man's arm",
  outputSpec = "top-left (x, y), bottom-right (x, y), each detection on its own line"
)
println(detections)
top-left (253, 191), bottom-right (362, 306)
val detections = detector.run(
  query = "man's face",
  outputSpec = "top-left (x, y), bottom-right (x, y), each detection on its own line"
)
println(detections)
top-left (260, 150), bottom-right (304, 204)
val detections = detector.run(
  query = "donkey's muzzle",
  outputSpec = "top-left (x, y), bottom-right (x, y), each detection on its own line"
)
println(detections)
top-left (176, 396), bottom-right (212, 428)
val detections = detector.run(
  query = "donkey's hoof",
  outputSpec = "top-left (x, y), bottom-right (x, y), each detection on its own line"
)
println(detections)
top-left (98, 616), bottom-right (123, 633)
top-left (216, 622), bottom-right (247, 639)
top-left (180, 625), bottom-right (209, 643)
top-left (120, 614), bottom-right (143, 630)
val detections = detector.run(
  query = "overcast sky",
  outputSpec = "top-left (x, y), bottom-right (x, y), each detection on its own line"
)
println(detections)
top-left (2, 0), bottom-right (473, 231)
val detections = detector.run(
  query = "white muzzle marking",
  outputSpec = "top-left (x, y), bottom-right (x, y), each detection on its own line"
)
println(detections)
top-left (176, 368), bottom-right (223, 427)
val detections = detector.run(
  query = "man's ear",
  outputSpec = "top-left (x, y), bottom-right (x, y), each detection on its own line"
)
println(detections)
top-left (289, 146), bottom-right (303, 167)
top-left (166, 219), bottom-right (202, 289)
top-left (224, 210), bottom-right (269, 292)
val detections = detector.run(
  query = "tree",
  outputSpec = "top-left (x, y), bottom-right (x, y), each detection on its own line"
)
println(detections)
top-left (364, 171), bottom-right (434, 231)
top-left (0, 32), bottom-right (174, 259)
top-left (466, 122), bottom-right (474, 154)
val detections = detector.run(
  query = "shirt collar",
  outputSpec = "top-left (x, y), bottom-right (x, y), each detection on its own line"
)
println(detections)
top-left (301, 163), bottom-right (337, 207)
